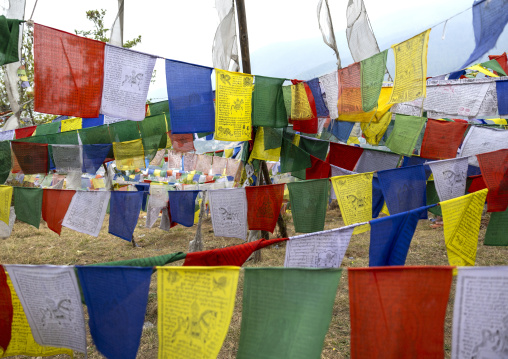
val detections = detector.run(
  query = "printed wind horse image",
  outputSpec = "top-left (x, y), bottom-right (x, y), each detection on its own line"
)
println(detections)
top-left (471, 314), bottom-right (508, 358)
top-left (40, 297), bottom-right (74, 328)
top-left (218, 206), bottom-right (241, 224)
top-left (121, 69), bottom-right (145, 92)
top-left (170, 301), bottom-right (217, 345)
top-left (443, 169), bottom-right (466, 194)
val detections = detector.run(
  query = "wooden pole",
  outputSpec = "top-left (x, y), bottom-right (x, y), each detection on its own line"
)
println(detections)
top-left (235, 0), bottom-right (251, 75)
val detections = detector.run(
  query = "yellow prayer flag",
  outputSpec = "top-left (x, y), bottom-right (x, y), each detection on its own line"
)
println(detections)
top-left (0, 185), bottom-right (13, 225)
top-left (489, 118), bottom-right (508, 125)
top-left (249, 127), bottom-right (281, 162)
top-left (61, 117), bottom-right (82, 132)
top-left (224, 148), bottom-right (234, 158)
top-left (187, 173), bottom-right (194, 181)
top-left (441, 189), bottom-right (488, 267)
top-left (157, 266), bottom-right (240, 359)
top-left (389, 29), bottom-right (431, 104)
top-left (347, 136), bottom-right (360, 145)
top-left (215, 69), bottom-right (253, 141)
top-left (194, 199), bottom-right (202, 224)
top-left (92, 178), bottom-right (105, 189)
top-left (113, 139), bottom-right (145, 171)
top-left (0, 275), bottom-right (73, 358)
top-left (153, 169), bottom-right (161, 177)
top-left (339, 87), bottom-right (394, 123)
top-left (292, 133), bottom-right (301, 146)
top-left (467, 64), bottom-right (499, 78)
top-left (331, 173), bottom-right (373, 234)
top-left (381, 202), bottom-right (390, 216)
top-left (291, 82), bottom-right (314, 120)
top-left (361, 111), bottom-right (392, 145)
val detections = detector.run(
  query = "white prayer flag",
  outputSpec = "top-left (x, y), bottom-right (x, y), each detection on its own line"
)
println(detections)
top-left (62, 191), bottom-right (111, 237)
top-left (208, 187), bottom-right (248, 240)
top-left (458, 126), bottom-right (508, 166)
top-left (427, 157), bottom-right (468, 202)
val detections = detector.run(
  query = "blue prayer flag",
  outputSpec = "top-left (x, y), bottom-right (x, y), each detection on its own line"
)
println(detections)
top-left (168, 190), bottom-right (199, 227)
top-left (109, 191), bottom-right (144, 241)
top-left (496, 80), bottom-right (508, 115)
top-left (165, 60), bottom-right (215, 134)
top-left (307, 78), bottom-right (329, 117)
top-left (82, 144), bottom-right (112, 174)
top-left (82, 115), bottom-right (104, 128)
top-left (134, 183), bottom-right (150, 211)
top-left (401, 155), bottom-right (432, 179)
top-left (329, 120), bottom-right (355, 142)
top-left (448, 70), bottom-right (466, 80)
top-left (76, 266), bottom-right (152, 359)
top-left (372, 176), bottom-right (384, 218)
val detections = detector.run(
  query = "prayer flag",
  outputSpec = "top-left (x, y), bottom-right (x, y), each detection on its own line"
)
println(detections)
top-left (361, 50), bottom-right (388, 112)
top-left (252, 75), bottom-right (288, 127)
top-left (290, 82), bottom-right (314, 120)
top-left (0, 15), bottom-right (20, 66)
top-left (420, 119), bottom-right (468, 160)
top-left (293, 155), bottom-right (331, 180)
top-left (0, 185), bottom-right (13, 226)
top-left (298, 136), bottom-right (329, 161)
top-left (245, 184), bottom-right (284, 232)
top-left (0, 266), bottom-right (12, 352)
top-left (337, 62), bottom-right (362, 114)
top-left (113, 139), bottom-right (145, 171)
top-left (41, 189), bottom-right (75, 235)
top-left (338, 86), bottom-right (393, 123)
top-left (250, 127), bottom-right (281, 162)
top-left (62, 191), bottom-right (111, 237)
top-left (385, 114), bottom-right (426, 156)
top-left (355, 149), bottom-right (400, 173)
top-left (319, 71), bottom-right (338, 119)
top-left (82, 144), bottom-right (112, 174)
top-left (484, 207), bottom-right (508, 246)
top-left (287, 179), bottom-right (329, 233)
top-left (60, 117), bottom-right (82, 132)
top-left (13, 187), bottom-right (42, 228)
top-left (427, 157), bottom-right (468, 202)
top-left (168, 190), bottom-right (199, 227)
top-left (168, 132), bottom-right (195, 152)
top-left (477, 149), bottom-right (508, 212)
top-left (329, 119), bottom-right (355, 142)
top-left (307, 78), bottom-right (329, 117)
top-left (496, 80), bottom-right (508, 115)
top-left (327, 142), bottom-right (363, 171)
top-left (109, 191), bottom-right (144, 241)
top-left (458, 125), bottom-right (508, 166)
top-left (280, 138), bottom-right (311, 174)
top-left (209, 188), bottom-right (248, 239)
top-left (0, 141), bottom-right (11, 184)
top-left (14, 126), bottom-right (36, 139)
top-left (11, 142), bottom-right (48, 174)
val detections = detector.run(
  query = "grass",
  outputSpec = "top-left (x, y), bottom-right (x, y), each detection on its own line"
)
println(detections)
top-left (1, 207), bottom-right (507, 358)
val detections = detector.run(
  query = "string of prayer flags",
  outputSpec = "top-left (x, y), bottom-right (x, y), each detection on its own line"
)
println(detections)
top-left (165, 60), bottom-right (215, 133)
top-left (10, 142), bottom-right (48, 174)
top-left (13, 187), bottom-right (42, 229)
top-left (245, 183), bottom-right (284, 232)
top-left (496, 80), bottom-right (508, 115)
top-left (215, 69), bottom-right (253, 141)
top-left (452, 267), bottom-right (508, 359)
top-left (0, 185), bottom-right (13, 225)
top-left (355, 149), bottom-right (400, 173)
top-left (109, 191), bottom-right (144, 242)
top-left (290, 82), bottom-right (314, 120)
top-left (41, 189), bottom-right (75, 235)
top-left (427, 157), bottom-right (468, 202)
top-left (280, 138), bottom-right (311, 173)
top-left (462, 0), bottom-right (508, 67)
top-left (168, 132), bottom-right (195, 152)
top-left (319, 71), bottom-right (338, 119)
top-left (327, 142), bottom-right (363, 171)
top-left (287, 179), bottom-right (329, 233)
top-left (4, 265), bottom-right (87, 353)
top-left (14, 125), bottom-right (36, 139)
top-left (237, 268), bottom-right (341, 359)
top-left (184, 238), bottom-right (287, 266)
top-left (62, 191), bottom-right (111, 237)
top-left (331, 172), bottom-right (373, 234)
top-left (420, 119), bottom-right (468, 160)
top-left (348, 266), bottom-right (453, 359)
top-left (337, 62), bottom-right (362, 114)
top-left (458, 126), bottom-right (508, 166)
top-left (338, 87), bottom-right (393, 123)
top-left (0, 142), bottom-right (11, 185)
top-left (157, 266), bottom-right (239, 359)
top-left (477, 149), bottom-right (508, 212)
top-left (369, 205), bottom-right (434, 266)
top-left (34, 24), bottom-right (105, 117)
top-left (388, 29), bottom-right (431, 104)
top-left (284, 225), bottom-right (360, 268)
top-left (377, 165), bottom-right (427, 218)
top-left (209, 188), bottom-right (248, 239)
top-left (385, 114), bottom-right (426, 156)
top-left (441, 189), bottom-right (488, 267)
top-left (250, 127), bottom-right (281, 162)
top-left (76, 266), bottom-right (152, 359)
top-left (251, 75), bottom-right (288, 127)
top-left (361, 50), bottom-right (388, 112)
top-left (113, 139), bottom-right (145, 171)
top-left (0, 266), bottom-right (12, 352)
top-left (0, 274), bottom-right (74, 358)
top-left (168, 190), bottom-right (200, 227)
top-left (298, 136), bottom-right (329, 161)
top-left (293, 155), bottom-right (331, 180)
top-left (82, 144), bottom-right (112, 174)
top-left (484, 207), bottom-right (508, 246)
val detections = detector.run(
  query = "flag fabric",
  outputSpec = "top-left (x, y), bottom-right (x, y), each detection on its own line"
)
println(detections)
top-left (79, 125), bottom-right (113, 145)
top-left (168, 132), bottom-right (195, 153)
top-left (496, 80), bottom-right (508, 115)
top-left (41, 189), bottom-right (75, 235)
top-left (237, 268), bottom-right (341, 359)
top-left (51, 144), bottom-right (82, 173)
top-left (109, 120), bottom-right (140, 142)
top-left (82, 144), bottom-right (112, 174)
top-left (76, 266), bottom-right (152, 359)
top-left (360, 111), bottom-right (392, 146)
top-left (372, 176), bottom-right (384, 218)
top-left (0, 15), bottom-right (20, 66)
top-left (0, 266), bottom-right (13, 352)
top-left (331, 173), bottom-right (373, 234)
top-left (92, 252), bottom-right (186, 267)
top-left (157, 266), bottom-right (239, 359)
top-left (441, 189), bottom-right (488, 267)
top-left (287, 179), bottom-right (329, 233)
top-left (427, 157), bottom-right (468, 202)
top-left (477, 149), bottom-right (508, 212)
top-left (355, 149), bottom-right (400, 173)
top-left (14, 126), bottom-right (36, 139)
top-left (263, 127), bottom-right (283, 150)
top-left (327, 142), bottom-right (364, 171)
top-left (245, 184), bottom-right (284, 232)
top-left (420, 119), bottom-right (468, 159)
top-left (62, 191), bottom-right (111, 237)
top-left (81, 115), bottom-right (103, 129)
top-left (212, 156), bottom-right (227, 175)
top-left (348, 266), bottom-right (453, 359)
top-left (34, 24), bottom-right (105, 117)
top-left (168, 190), bottom-right (199, 227)
top-left (208, 188), bottom-right (248, 239)
top-left (113, 139), bottom-right (145, 171)
top-left (377, 165), bottom-right (427, 218)
top-left (0, 142), bottom-right (10, 185)
top-left (369, 205), bottom-right (434, 266)
top-left (13, 187), bottom-right (42, 229)
top-left (280, 138), bottom-right (311, 173)
top-left (385, 114), bottom-right (426, 156)
top-left (138, 114), bottom-right (168, 149)
top-left (388, 29), bottom-right (431, 104)
top-left (337, 62), bottom-right (362, 114)
top-left (319, 71), bottom-right (338, 119)
top-left (252, 75), bottom-right (288, 127)
top-left (215, 69), bottom-right (253, 141)
top-left (329, 119), bottom-right (355, 142)
top-left (298, 136), bottom-right (329, 161)
top-left (11, 142), bottom-right (48, 174)
top-left (195, 154), bottom-right (212, 174)
top-left (109, 191), bottom-right (144, 242)
top-left (338, 87), bottom-right (393, 123)
top-left (293, 155), bottom-right (331, 180)
top-left (458, 126), bottom-right (508, 166)
top-left (250, 127), bottom-right (281, 162)
top-left (361, 50), bottom-right (388, 112)
top-left (165, 60), bottom-right (215, 133)
top-left (292, 83), bottom-right (318, 134)
top-left (60, 117), bottom-right (82, 132)
top-left (0, 185), bottom-right (13, 226)
top-left (36, 122), bottom-right (61, 135)
top-left (468, 175), bottom-right (487, 193)
top-left (183, 153), bottom-right (197, 171)
top-left (484, 207), bottom-right (508, 246)
top-left (290, 82), bottom-right (314, 120)
top-left (307, 78), bottom-right (329, 117)
top-left (346, 0), bottom-right (381, 62)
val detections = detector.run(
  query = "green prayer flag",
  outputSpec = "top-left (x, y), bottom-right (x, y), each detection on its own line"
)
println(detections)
top-left (280, 138), bottom-right (311, 174)
top-left (14, 187), bottom-right (42, 228)
top-left (385, 114), bottom-right (426, 156)
top-left (79, 125), bottom-right (112, 145)
top-left (0, 16), bottom-right (20, 66)
top-left (252, 76), bottom-right (288, 128)
top-left (298, 136), bottom-right (329, 161)
top-left (480, 59), bottom-right (507, 76)
top-left (282, 86), bottom-right (292, 119)
top-left (47, 130), bottom-right (79, 144)
top-left (263, 127), bottom-right (283, 150)
top-left (142, 135), bottom-right (163, 161)
top-left (149, 100), bottom-right (170, 116)
top-left (426, 180), bottom-right (442, 217)
top-left (35, 122), bottom-right (60, 136)
top-left (484, 208), bottom-right (508, 246)
top-left (109, 121), bottom-right (140, 142)
top-left (139, 114), bottom-right (167, 148)
top-left (361, 50), bottom-right (388, 112)
top-left (287, 179), bottom-right (329, 233)
top-left (13, 134), bottom-right (48, 144)
top-left (0, 141), bottom-right (11, 184)
top-left (237, 268), bottom-right (342, 359)
top-left (90, 252), bottom-right (186, 267)
top-left (379, 119), bottom-right (395, 146)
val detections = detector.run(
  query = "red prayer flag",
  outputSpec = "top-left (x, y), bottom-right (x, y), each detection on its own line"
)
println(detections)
top-left (468, 175), bottom-right (487, 193)
top-left (10, 142), bottom-right (48, 174)
top-left (183, 237), bottom-right (287, 266)
top-left (292, 82), bottom-right (318, 134)
top-left (245, 184), bottom-right (284, 232)
top-left (14, 125), bottom-right (37, 139)
top-left (168, 131), bottom-right (195, 153)
top-left (337, 62), bottom-right (362, 114)
top-left (348, 266), bottom-right (453, 359)
top-left (489, 52), bottom-right (508, 75)
top-left (42, 189), bottom-right (76, 235)
top-left (477, 149), bottom-right (508, 212)
top-left (34, 24), bottom-right (105, 117)
top-left (0, 266), bottom-right (13, 352)
top-left (306, 155), bottom-right (331, 180)
top-left (327, 142), bottom-right (364, 170)
top-left (420, 119), bottom-right (468, 160)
